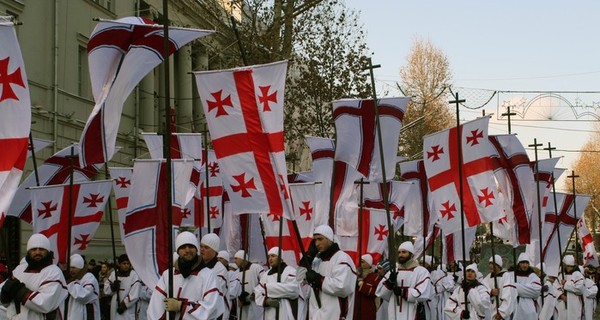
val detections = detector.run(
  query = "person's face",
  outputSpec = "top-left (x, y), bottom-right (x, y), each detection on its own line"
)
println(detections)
top-left (360, 260), bottom-right (371, 270)
top-left (488, 262), bottom-right (500, 273)
top-left (27, 247), bottom-right (49, 262)
top-left (377, 267), bottom-right (385, 276)
top-left (200, 244), bottom-right (217, 263)
top-left (69, 266), bottom-right (82, 278)
top-left (101, 264), bottom-right (108, 273)
top-left (466, 269), bottom-right (477, 281)
top-left (234, 257), bottom-right (244, 267)
top-left (519, 261), bottom-right (529, 271)
top-left (397, 250), bottom-right (411, 264)
top-left (177, 244), bottom-right (197, 262)
top-left (268, 254), bottom-right (281, 268)
top-left (314, 234), bottom-right (332, 253)
top-left (564, 264), bottom-right (575, 273)
top-left (119, 260), bottom-right (132, 272)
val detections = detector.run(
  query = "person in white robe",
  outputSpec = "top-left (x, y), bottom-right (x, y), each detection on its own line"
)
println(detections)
top-left (512, 253), bottom-right (541, 320)
top-left (218, 250), bottom-right (241, 319)
top-left (103, 254), bottom-right (142, 320)
top-left (66, 254), bottom-right (101, 320)
top-left (200, 233), bottom-right (228, 319)
top-left (445, 263), bottom-right (491, 320)
top-left (535, 263), bottom-right (560, 320)
top-left (234, 249), bottom-right (264, 320)
top-left (582, 265), bottom-right (597, 320)
top-left (481, 254), bottom-right (516, 320)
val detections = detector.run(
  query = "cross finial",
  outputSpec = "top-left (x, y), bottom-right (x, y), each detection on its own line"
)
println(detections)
top-left (501, 106), bottom-right (517, 134)
top-left (543, 142), bottom-right (556, 158)
top-left (449, 92), bottom-right (465, 108)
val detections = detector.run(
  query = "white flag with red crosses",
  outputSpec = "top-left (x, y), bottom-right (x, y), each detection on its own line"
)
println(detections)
top-left (0, 18), bottom-right (32, 226)
top-left (109, 167), bottom-right (133, 240)
top-left (194, 61), bottom-right (293, 219)
top-left (30, 180), bottom-right (112, 264)
top-left (423, 117), bottom-right (504, 234)
top-left (303, 136), bottom-right (335, 227)
top-left (289, 182), bottom-right (317, 240)
top-left (578, 215), bottom-right (599, 267)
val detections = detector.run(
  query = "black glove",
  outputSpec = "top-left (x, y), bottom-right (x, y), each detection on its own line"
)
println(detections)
top-left (384, 270), bottom-right (398, 289)
top-left (393, 286), bottom-right (405, 298)
top-left (461, 310), bottom-right (470, 319)
top-left (542, 285), bottom-right (549, 293)
top-left (299, 240), bottom-right (318, 268)
top-left (110, 279), bottom-right (121, 292)
top-left (239, 291), bottom-right (251, 306)
top-left (305, 269), bottom-right (323, 289)
top-left (0, 278), bottom-right (25, 303)
top-left (117, 301), bottom-right (127, 314)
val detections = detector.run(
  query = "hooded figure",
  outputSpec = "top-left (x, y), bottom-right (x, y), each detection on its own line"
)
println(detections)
top-left (512, 253), bottom-right (542, 320)
top-left (481, 254), bottom-right (516, 320)
top-left (445, 263), bottom-right (492, 320)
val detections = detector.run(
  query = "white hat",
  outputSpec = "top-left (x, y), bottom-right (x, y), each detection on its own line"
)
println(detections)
top-left (268, 247), bottom-right (281, 257)
top-left (200, 233), bottom-right (220, 252)
top-left (563, 255), bottom-right (576, 266)
top-left (175, 231), bottom-right (199, 251)
top-left (217, 250), bottom-right (230, 261)
top-left (424, 255), bottom-right (433, 266)
top-left (466, 263), bottom-right (478, 273)
top-left (313, 225), bottom-right (334, 242)
top-left (398, 241), bottom-right (414, 254)
top-left (517, 252), bottom-right (530, 264)
top-left (361, 254), bottom-right (373, 266)
top-left (27, 234), bottom-right (51, 251)
top-left (234, 250), bottom-right (245, 260)
top-left (70, 254), bottom-right (85, 269)
top-left (489, 254), bottom-right (503, 267)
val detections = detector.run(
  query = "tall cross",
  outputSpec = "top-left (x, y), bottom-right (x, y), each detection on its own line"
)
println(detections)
top-left (501, 106), bottom-right (517, 134)
top-left (568, 170), bottom-right (581, 262)
top-left (528, 138), bottom-right (545, 273)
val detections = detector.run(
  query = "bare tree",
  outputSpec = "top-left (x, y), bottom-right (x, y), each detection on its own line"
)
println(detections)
top-left (398, 38), bottom-right (454, 160)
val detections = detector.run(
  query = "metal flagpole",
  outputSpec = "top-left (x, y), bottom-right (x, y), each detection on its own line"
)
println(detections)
top-left (449, 92), bottom-right (470, 311)
top-left (63, 144), bottom-right (76, 320)
top-left (28, 132), bottom-right (41, 186)
top-left (502, 107), bottom-right (520, 283)
top-left (544, 143), bottom-right (565, 278)
top-left (568, 171), bottom-right (580, 264)
top-left (275, 214), bottom-right (284, 320)
top-left (528, 139), bottom-right (544, 304)
top-left (202, 125), bottom-right (211, 234)
top-left (104, 164), bottom-right (120, 304)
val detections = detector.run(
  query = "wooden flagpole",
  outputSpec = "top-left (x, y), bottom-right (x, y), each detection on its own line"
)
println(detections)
top-left (202, 126), bottom-right (211, 233)
top-left (528, 139), bottom-right (546, 305)
top-left (28, 132), bottom-right (41, 186)
top-left (568, 171), bottom-right (580, 263)
top-left (63, 144), bottom-right (76, 320)
top-left (544, 143), bottom-right (565, 278)
top-left (104, 164), bottom-right (120, 304)
top-left (502, 107), bottom-right (520, 285)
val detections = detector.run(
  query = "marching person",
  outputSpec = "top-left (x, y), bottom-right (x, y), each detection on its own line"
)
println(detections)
top-left (234, 249), bottom-right (264, 320)
top-left (444, 263), bottom-right (491, 320)
top-left (375, 241), bottom-right (433, 319)
top-left (218, 250), bottom-right (241, 319)
top-left (535, 263), bottom-right (560, 320)
top-left (0, 233), bottom-right (68, 320)
top-left (583, 265), bottom-right (597, 320)
top-left (254, 247), bottom-right (300, 320)
top-left (481, 254), bottom-right (516, 320)
top-left (512, 252), bottom-right (542, 320)
top-left (432, 263), bottom-right (456, 320)
top-left (104, 254), bottom-right (142, 320)
top-left (200, 233), bottom-right (229, 319)
top-left (304, 224), bottom-right (357, 320)
top-left (137, 283), bottom-right (152, 320)
top-left (147, 231), bottom-right (224, 319)
top-left (98, 261), bottom-right (113, 320)
top-left (353, 253), bottom-right (382, 319)
top-left (557, 255), bottom-right (584, 320)
top-left (66, 254), bottom-right (101, 320)
top-left (375, 259), bottom-right (391, 320)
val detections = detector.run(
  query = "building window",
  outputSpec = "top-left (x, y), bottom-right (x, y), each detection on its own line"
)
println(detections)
top-left (78, 45), bottom-right (90, 98)
top-left (92, 0), bottom-right (112, 11)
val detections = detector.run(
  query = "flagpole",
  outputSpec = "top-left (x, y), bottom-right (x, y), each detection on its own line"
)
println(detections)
top-left (502, 107), bottom-right (520, 285)
top-left (161, 2), bottom-right (175, 317)
top-left (275, 214), bottom-right (284, 320)
top-left (357, 178), bottom-right (365, 319)
top-left (28, 132), bottom-right (41, 186)
top-left (449, 92), bottom-right (470, 310)
top-left (568, 171), bottom-right (580, 264)
top-left (529, 139), bottom-right (545, 278)
top-left (240, 213), bottom-right (252, 320)
top-left (545, 143), bottom-right (565, 278)
top-left (64, 144), bottom-right (76, 320)
top-left (258, 215), bottom-right (269, 262)
top-left (202, 125), bottom-right (211, 233)
top-left (363, 58), bottom-right (396, 267)
top-left (103, 164), bottom-right (121, 305)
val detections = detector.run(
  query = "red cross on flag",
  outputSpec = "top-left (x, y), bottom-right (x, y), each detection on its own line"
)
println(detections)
top-left (488, 134), bottom-right (535, 246)
top-left (261, 214), bottom-right (310, 267)
top-left (289, 182), bottom-right (317, 240)
top-left (423, 117), bottom-right (503, 234)
top-left (79, 17), bottom-right (214, 167)
top-left (526, 158), bottom-right (564, 245)
top-left (400, 160), bottom-right (433, 238)
top-left (362, 180), bottom-right (413, 231)
top-left (27, 138), bottom-right (53, 159)
top-left (441, 226), bottom-right (477, 265)
top-left (194, 61), bottom-right (293, 219)
top-left (30, 180), bottom-right (112, 264)
top-left (108, 167), bottom-right (133, 240)
top-left (333, 97), bottom-right (408, 182)
top-left (123, 159), bottom-right (194, 289)
top-left (337, 208), bottom-right (390, 266)
top-left (578, 215), bottom-right (599, 267)
top-left (8, 144), bottom-right (100, 223)
top-left (302, 136), bottom-right (335, 226)
top-left (0, 19), bottom-right (31, 226)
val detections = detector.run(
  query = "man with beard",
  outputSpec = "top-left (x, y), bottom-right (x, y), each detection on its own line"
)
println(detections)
top-left (376, 241), bottom-right (433, 320)
top-left (66, 254), bottom-right (101, 320)
top-left (234, 249), bottom-right (264, 320)
top-left (147, 231), bottom-right (224, 319)
top-left (254, 247), bottom-right (300, 320)
top-left (200, 233), bottom-right (228, 319)
top-left (482, 254), bottom-right (516, 320)
top-left (304, 224), bottom-right (357, 320)
top-left (104, 254), bottom-right (142, 320)
top-left (0, 233), bottom-right (67, 320)
top-left (512, 253), bottom-right (541, 320)
top-left (445, 263), bottom-right (491, 319)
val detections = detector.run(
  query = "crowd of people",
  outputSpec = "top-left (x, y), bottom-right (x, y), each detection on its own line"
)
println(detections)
top-left (0, 228), bottom-right (598, 319)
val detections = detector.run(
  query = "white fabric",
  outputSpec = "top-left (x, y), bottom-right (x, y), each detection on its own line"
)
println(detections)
top-left (70, 254), bottom-right (85, 269)
top-left (538, 278), bottom-right (560, 320)
top-left (313, 224), bottom-right (334, 242)
top-left (67, 272), bottom-right (101, 320)
top-left (26, 233), bottom-right (51, 251)
top-left (398, 241), bottom-right (414, 254)
top-left (234, 250), bottom-right (245, 260)
top-left (481, 270), bottom-right (516, 319)
top-left (489, 254), bottom-right (503, 267)
top-left (517, 252), bottom-right (531, 264)
top-left (375, 262), bottom-right (433, 320)
top-left (558, 270), bottom-right (585, 320)
top-left (103, 269), bottom-right (142, 320)
top-left (177, 231), bottom-right (199, 250)
top-left (254, 264), bottom-right (300, 320)
top-left (5, 262), bottom-right (68, 320)
top-left (147, 262), bottom-right (224, 319)
top-left (309, 248), bottom-right (357, 320)
top-left (137, 283), bottom-right (152, 320)
top-left (302, 136), bottom-right (335, 226)
top-left (563, 254), bottom-right (576, 266)
top-left (400, 160), bottom-right (433, 237)
top-left (583, 276), bottom-right (597, 320)
top-left (444, 282), bottom-right (492, 320)
top-left (431, 266), bottom-right (456, 320)
top-left (236, 262), bottom-right (265, 319)
top-left (512, 270), bottom-right (542, 320)
top-left (268, 246), bottom-right (281, 256)
top-left (218, 250), bottom-right (230, 261)
top-left (201, 233), bottom-right (220, 252)
top-left (465, 263), bottom-right (478, 273)
top-left (361, 254), bottom-right (373, 267)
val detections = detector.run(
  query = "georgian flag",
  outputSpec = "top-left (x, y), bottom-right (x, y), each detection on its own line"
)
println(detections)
top-left (0, 18), bottom-right (32, 226)
top-left (333, 97), bottom-right (408, 182)
top-left (442, 226), bottom-right (477, 265)
top-left (30, 180), bottom-right (113, 264)
top-left (194, 61), bottom-right (293, 219)
top-left (400, 160), bottom-right (433, 237)
top-left (423, 117), bottom-right (504, 234)
top-left (80, 17), bottom-right (214, 166)
top-left (303, 136), bottom-right (335, 226)
top-left (289, 182), bottom-right (317, 241)
top-left (578, 215), bottom-right (599, 267)
top-left (108, 167), bottom-right (133, 240)
top-left (140, 132), bottom-right (203, 162)
top-left (362, 180), bottom-right (414, 231)
top-left (337, 208), bottom-right (390, 266)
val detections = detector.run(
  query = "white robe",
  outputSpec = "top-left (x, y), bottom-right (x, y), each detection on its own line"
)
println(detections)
top-left (481, 270), bottom-right (516, 320)
top-left (444, 282), bottom-right (491, 320)
top-left (538, 278), bottom-right (560, 320)
top-left (254, 264), bottom-right (300, 320)
top-left (136, 283), bottom-right (152, 320)
top-left (583, 276), bottom-right (597, 320)
top-left (309, 247), bottom-right (357, 320)
top-left (375, 261), bottom-right (433, 320)
top-left (147, 264), bottom-right (224, 319)
top-left (103, 269), bottom-right (142, 320)
top-left (206, 260), bottom-right (229, 319)
top-left (512, 269), bottom-right (541, 320)
top-left (431, 267), bottom-right (456, 320)
top-left (5, 262), bottom-right (68, 320)
top-left (67, 272), bottom-right (101, 320)
top-left (236, 262), bottom-right (264, 320)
